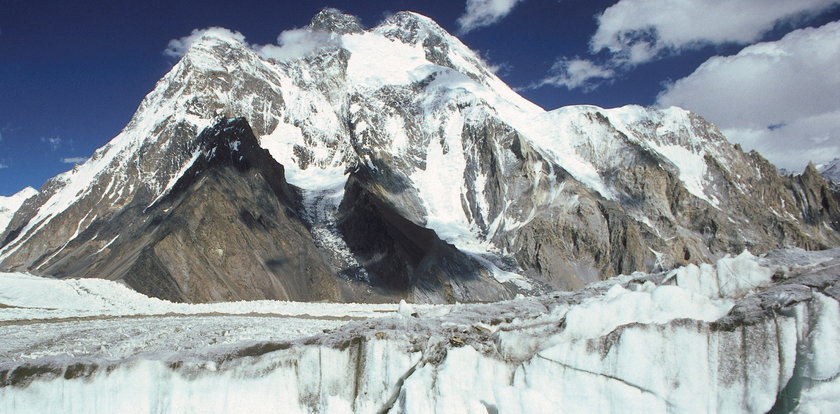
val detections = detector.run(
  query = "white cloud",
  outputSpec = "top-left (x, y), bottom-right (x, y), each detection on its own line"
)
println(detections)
top-left (535, 58), bottom-right (614, 90)
top-left (657, 21), bottom-right (840, 171)
top-left (457, 0), bottom-right (524, 34)
top-left (486, 60), bottom-right (512, 76)
top-left (591, 0), bottom-right (839, 65)
top-left (256, 28), bottom-right (339, 62)
top-left (164, 27), bottom-right (247, 58)
top-left (41, 136), bottom-right (61, 151)
top-left (0, 162), bottom-right (7, 169)
top-left (164, 25), bottom-right (338, 63)
top-left (61, 157), bottom-right (87, 165)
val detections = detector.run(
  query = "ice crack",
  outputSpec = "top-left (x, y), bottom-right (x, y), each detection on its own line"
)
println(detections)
top-left (534, 353), bottom-right (674, 409)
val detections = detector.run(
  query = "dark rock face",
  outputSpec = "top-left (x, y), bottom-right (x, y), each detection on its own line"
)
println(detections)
top-left (123, 118), bottom-right (340, 302)
top-left (309, 8), bottom-right (364, 34)
top-left (2, 119), bottom-right (340, 302)
top-left (337, 167), bottom-right (515, 303)
top-left (789, 163), bottom-right (840, 230)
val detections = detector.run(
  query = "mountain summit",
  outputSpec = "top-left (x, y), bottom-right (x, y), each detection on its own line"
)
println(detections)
top-left (2, 10), bottom-right (838, 303)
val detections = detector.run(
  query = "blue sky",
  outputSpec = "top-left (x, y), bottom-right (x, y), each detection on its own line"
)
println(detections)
top-left (1, 0), bottom-right (839, 195)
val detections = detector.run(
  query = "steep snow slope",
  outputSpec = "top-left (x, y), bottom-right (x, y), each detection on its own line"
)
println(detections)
top-left (0, 187), bottom-right (36, 235)
top-left (1, 247), bottom-right (838, 413)
top-left (1, 9), bottom-right (838, 301)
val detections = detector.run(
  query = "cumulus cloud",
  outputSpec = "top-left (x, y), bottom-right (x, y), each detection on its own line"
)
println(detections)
top-left (591, 0), bottom-right (839, 65)
top-left (534, 0), bottom-right (837, 92)
top-left (457, 0), bottom-right (525, 34)
top-left (657, 21), bottom-right (840, 171)
top-left (256, 28), bottom-right (339, 62)
top-left (533, 58), bottom-right (615, 90)
top-left (0, 161), bottom-right (7, 169)
top-left (61, 157), bottom-right (88, 165)
top-left (164, 27), bottom-right (247, 58)
top-left (41, 136), bottom-right (61, 151)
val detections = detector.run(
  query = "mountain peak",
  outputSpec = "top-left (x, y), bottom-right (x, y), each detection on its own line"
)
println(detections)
top-left (159, 117), bottom-right (299, 209)
top-left (309, 8), bottom-right (364, 34)
top-left (176, 29), bottom-right (262, 79)
top-left (194, 36), bottom-right (244, 53)
top-left (182, 28), bottom-right (247, 51)
top-left (382, 11), bottom-right (441, 29)
top-left (376, 11), bottom-right (448, 45)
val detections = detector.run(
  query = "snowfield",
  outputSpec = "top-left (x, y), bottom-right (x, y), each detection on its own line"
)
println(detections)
top-left (2, 248), bottom-right (839, 413)
top-left (0, 187), bottom-right (37, 235)
top-left (0, 272), bottom-right (413, 322)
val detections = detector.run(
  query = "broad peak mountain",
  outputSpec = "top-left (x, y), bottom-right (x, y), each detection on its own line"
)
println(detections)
top-left (1, 10), bottom-right (838, 302)
top-left (309, 8), bottom-right (365, 34)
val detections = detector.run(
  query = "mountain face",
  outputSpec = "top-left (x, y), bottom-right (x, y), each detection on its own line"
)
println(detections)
top-left (1, 9), bottom-right (839, 303)
top-left (56, 118), bottom-right (344, 303)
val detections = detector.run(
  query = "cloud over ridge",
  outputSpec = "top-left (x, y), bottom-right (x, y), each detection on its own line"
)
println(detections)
top-left (164, 27), bottom-right (247, 58)
top-left (256, 28), bottom-right (340, 62)
top-left (657, 21), bottom-right (840, 170)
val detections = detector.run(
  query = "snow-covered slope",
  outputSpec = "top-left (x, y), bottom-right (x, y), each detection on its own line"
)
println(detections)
top-left (818, 158), bottom-right (840, 183)
top-left (1, 247), bottom-right (838, 413)
top-left (0, 270), bottom-right (425, 321)
top-left (0, 187), bottom-right (36, 235)
top-left (1, 9), bottom-right (838, 302)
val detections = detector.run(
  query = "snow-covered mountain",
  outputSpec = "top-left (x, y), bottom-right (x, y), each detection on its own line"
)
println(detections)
top-left (1, 9), bottom-right (839, 303)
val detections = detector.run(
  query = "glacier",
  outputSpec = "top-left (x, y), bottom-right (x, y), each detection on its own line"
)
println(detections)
top-left (1, 247), bottom-right (838, 413)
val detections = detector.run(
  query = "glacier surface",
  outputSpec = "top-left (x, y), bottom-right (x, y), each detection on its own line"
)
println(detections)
top-left (1, 248), bottom-right (839, 413)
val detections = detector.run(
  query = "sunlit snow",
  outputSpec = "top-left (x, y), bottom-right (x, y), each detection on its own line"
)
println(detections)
top-left (0, 187), bottom-right (37, 234)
